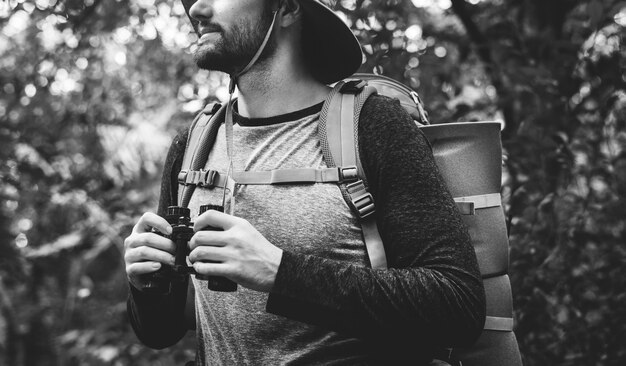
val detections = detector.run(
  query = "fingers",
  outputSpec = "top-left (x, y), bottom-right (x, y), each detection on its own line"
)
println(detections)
top-left (188, 244), bottom-right (230, 263)
top-left (134, 212), bottom-right (172, 235)
top-left (125, 231), bottom-right (176, 253)
top-left (192, 261), bottom-right (232, 278)
top-left (125, 245), bottom-right (176, 268)
top-left (124, 212), bottom-right (178, 285)
top-left (126, 261), bottom-right (163, 276)
top-left (189, 230), bottom-right (228, 251)
top-left (193, 209), bottom-right (242, 232)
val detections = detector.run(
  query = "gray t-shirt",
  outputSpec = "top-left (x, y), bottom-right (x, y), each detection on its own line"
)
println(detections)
top-left (189, 111), bottom-right (370, 365)
top-left (128, 95), bottom-right (485, 364)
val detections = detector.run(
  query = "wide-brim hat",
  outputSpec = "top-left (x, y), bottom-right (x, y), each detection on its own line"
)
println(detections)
top-left (299, 0), bottom-right (363, 84)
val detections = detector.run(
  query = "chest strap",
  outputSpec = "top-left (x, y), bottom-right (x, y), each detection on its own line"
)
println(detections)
top-left (180, 168), bottom-right (502, 219)
top-left (178, 166), bottom-right (360, 188)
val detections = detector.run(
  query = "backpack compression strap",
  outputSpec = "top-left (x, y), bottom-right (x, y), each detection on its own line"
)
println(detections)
top-left (318, 80), bottom-right (388, 269)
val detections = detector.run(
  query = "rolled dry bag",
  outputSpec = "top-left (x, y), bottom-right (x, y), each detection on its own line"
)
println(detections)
top-left (419, 121), bottom-right (522, 366)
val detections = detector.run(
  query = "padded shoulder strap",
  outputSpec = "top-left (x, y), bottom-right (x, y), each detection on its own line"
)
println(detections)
top-left (178, 103), bottom-right (227, 208)
top-left (319, 80), bottom-right (388, 269)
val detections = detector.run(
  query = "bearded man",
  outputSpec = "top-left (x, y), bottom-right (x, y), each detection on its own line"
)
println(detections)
top-left (124, 1), bottom-right (486, 364)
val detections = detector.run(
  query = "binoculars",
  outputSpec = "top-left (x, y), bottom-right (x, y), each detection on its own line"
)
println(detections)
top-left (141, 205), bottom-right (238, 294)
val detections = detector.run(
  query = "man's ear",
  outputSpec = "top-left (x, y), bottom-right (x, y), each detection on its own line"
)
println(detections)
top-left (279, 0), bottom-right (302, 27)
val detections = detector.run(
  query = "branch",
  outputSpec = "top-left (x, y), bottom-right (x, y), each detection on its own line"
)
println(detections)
top-left (450, 0), bottom-right (494, 67)
top-left (24, 231), bottom-right (84, 259)
top-left (449, 0), bottom-right (516, 140)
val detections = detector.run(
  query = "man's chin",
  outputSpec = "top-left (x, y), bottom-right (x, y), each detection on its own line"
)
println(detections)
top-left (194, 58), bottom-right (216, 71)
top-left (193, 52), bottom-right (221, 72)
top-left (193, 54), bottom-right (239, 74)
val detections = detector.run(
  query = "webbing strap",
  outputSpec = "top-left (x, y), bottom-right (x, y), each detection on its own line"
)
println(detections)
top-left (234, 168), bottom-right (342, 185)
top-left (340, 93), bottom-right (357, 167)
top-left (324, 82), bottom-right (346, 165)
top-left (179, 113), bottom-right (209, 192)
top-left (483, 316), bottom-right (514, 332)
top-left (178, 167), bottom-right (353, 187)
top-left (454, 193), bottom-right (502, 215)
top-left (341, 87), bottom-right (386, 269)
top-left (361, 216), bottom-right (387, 269)
top-left (178, 104), bottom-right (227, 208)
top-left (321, 82), bottom-right (387, 269)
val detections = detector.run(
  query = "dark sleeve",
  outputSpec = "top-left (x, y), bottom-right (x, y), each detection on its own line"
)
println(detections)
top-left (266, 95), bottom-right (486, 357)
top-left (126, 128), bottom-right (190, 349)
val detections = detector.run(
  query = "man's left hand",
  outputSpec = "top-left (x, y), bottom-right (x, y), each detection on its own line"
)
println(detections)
top-left (189, 209), bottom-right (283, 292)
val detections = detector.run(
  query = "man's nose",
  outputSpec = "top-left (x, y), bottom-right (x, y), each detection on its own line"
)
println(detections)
top-left (189, 0), bottom-right (213, 22)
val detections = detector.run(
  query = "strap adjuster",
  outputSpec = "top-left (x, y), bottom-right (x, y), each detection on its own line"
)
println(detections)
top-left (197, 170), bottom-right (217, 188)
top-left (352, 192), bottom-right (375, 218)
top-left (178, 169), bottom-right (217, 188)
top-left (339, 166), bottom-right (359, 183)
top-left (202, 102), bottom-right (222, 115)
top-left (340, 80), bottom-right (367, 94)
top-left (178, 170), bottom-right (189, 185)
top-left (346, 180), bottom-right (375, 218)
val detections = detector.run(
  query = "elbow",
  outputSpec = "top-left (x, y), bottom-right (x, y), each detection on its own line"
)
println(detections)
top-left (446, 285), bottom-right (487, 347)
top-left (127, 298), bottom-right (188, 350)
top-left (450, 305), bottom-right (486, 347)
top-left (131, 319), bottom-right (188, 350)
top-left (138, 331), bottom-right (186, 350)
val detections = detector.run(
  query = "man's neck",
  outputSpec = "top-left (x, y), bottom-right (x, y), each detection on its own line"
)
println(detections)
top-left (234, 58), bottom-right (330, 119)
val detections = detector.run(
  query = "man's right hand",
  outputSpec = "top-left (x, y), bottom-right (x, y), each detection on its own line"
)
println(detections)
top-left (124, 212), bottom-right (176, 291)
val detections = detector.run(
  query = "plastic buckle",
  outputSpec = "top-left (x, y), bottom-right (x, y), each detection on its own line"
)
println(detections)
top-left (410, 91), bottom-right (422, 106)
top-left (202, 102), bottom-right (222, 115)
top-left (187, 170), bottom-right (200, 185)
top-left (178, 170), bottom-right (188, 185)
top-left (340, 80), bottom-right (367, 94)
top-left (351, 192), bottom-right (375, 218)
top-left (346, 180), bottom-right (366, 195)
top-left (339, 166), bottom-right (359, 183)
top-left (346, 180), bottom-right (375, 218)
top-left (197, 170), bottom-right (217, 188)
top-left (410, 91), bottom-right (429, 125)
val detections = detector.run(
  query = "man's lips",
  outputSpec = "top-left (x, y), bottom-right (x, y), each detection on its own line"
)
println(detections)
top-left (197, 25), bottom-right (221, 45)
top-left (198, 24), bottom-right (221, 35)
top-left (198, 33), bottom-right (218, 44)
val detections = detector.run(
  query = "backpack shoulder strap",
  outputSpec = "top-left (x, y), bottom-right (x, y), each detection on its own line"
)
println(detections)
top-left (177, 102), bottom-right (227, 208)
top-left (319, 80), bottom-right (388, 269)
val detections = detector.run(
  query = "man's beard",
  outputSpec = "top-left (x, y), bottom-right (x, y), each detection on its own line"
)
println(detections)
top-left (193, 10), bottom-right (276, 74)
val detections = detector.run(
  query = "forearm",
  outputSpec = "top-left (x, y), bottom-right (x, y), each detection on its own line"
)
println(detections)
top-left (127, 280), bottom-right (189, 349)
top-left (127, 128), bottom-right (190, 348)
top-left (267, 250), bottom-right (483, 346)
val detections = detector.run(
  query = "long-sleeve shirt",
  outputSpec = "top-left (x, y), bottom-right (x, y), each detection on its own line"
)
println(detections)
top-left (127, 94), bottom-right (486, 364)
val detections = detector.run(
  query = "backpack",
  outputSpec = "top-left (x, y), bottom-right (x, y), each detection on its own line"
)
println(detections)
top-left (176, 73), bottom-right (523, 366)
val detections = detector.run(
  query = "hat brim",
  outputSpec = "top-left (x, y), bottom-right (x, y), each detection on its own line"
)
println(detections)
top-left (300, 1), bottom-right (363, 84)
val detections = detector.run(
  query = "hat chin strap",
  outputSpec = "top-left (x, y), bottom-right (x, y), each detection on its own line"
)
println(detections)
top-left (228, 8), bottom-right (280, 94)
top-left (222, 7), bottom-right (281, 205)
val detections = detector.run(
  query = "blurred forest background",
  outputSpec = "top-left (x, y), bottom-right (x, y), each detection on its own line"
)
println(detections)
top-left (1, 0), bottom-right (625, 365)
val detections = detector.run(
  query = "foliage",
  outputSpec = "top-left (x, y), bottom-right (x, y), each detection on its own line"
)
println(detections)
top-left (0, 0), bottom-right (624, 365)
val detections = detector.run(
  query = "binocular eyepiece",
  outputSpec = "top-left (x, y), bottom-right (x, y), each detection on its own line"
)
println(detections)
top-left (141, 205), bottom-right (238, 294)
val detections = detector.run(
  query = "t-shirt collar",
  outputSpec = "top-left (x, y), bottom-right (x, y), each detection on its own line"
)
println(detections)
top-left (233, 101), bottom-right (324, 127)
